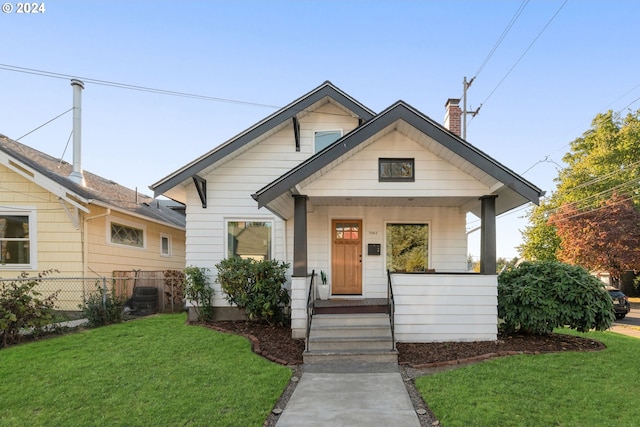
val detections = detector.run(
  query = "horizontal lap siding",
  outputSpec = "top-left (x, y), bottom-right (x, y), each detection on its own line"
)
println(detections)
top-left (392, 274), bottom-right (498, 342)
top-left (0, 166), bottom-right (83, 277)
top-left (186, 103), bottom-right (359, 308)
top-left (303, 130), bottom-right (489, 197)
top-left (85, 209), bottom-right (186, 276)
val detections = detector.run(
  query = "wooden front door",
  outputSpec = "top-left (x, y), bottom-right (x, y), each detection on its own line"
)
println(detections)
top-left (331, 219), bottom-right (362, 295)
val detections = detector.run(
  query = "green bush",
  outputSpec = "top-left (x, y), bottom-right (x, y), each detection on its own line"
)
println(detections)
top-left (216, 258), bottom-right (290, 325)
top-left (81, 285), bottom-right (127, 327)
top-left (0, 271), bottom-right (59, 347)
top-left (498, 261), bottom-right (614, 334)
top-left (184, 266), bottom-right (214, 322)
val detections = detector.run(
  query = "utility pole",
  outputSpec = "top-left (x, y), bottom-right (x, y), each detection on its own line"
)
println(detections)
top-left (462, 76), bottom-right (482, 140)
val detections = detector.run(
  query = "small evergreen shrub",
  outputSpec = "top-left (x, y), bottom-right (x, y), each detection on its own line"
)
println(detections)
top-left (0, 271), bottom-right (59, 347)
top-left (216, 258), bottom-right (290, 325)
top-left (498, 261), bottom-right (614, 334)
top-left (184, 266), bottom-right (214, 322)
top-left (81, 285), bottom-right (127, 327)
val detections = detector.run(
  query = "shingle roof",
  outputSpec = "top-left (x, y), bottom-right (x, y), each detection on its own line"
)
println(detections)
top-left (0, 134), bottom-right (185, 229)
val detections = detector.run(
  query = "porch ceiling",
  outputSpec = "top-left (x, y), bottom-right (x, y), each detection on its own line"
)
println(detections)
top-left (309, 196), bottom-right (476, 209)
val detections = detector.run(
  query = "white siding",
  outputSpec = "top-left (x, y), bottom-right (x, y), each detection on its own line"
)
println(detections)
top-left (392, 273), bottom-right (498, 342)
top-left (302, 130), bottom-right (490, 198)
top-left (185, 102), bottom-right (360, 306)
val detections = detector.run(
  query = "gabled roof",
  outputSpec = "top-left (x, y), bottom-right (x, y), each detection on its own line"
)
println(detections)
top-left (150, 81), bottom-right (375, 199)
top-left (252, 101), bottom-right (544, 217)
top-left (0, 134), bottom-right (185, 229)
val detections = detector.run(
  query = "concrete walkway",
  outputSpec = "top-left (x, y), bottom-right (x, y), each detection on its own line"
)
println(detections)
top-left (275, 362), bottom-right (420, 427)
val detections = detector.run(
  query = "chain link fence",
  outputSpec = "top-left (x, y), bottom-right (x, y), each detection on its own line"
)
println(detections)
top-left (0, 270), bottom-right (186, 316)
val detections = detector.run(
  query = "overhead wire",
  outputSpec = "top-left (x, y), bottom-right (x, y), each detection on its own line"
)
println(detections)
top-left (468, 0), bottom-right (568, 127)
top-left (472, 0), bottom-right (529, 80)
top-left (0, 63), bottom-right (357, 119)
top-left (15, 108), bottom-right (73, 141)
top-left (0, 63), bottom-right (282, 109)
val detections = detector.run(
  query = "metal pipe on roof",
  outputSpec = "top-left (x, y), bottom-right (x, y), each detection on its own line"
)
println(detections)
top-left (69, 79), bottom-right (86, 186)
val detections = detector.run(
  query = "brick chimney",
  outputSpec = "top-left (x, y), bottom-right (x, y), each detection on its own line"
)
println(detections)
top-left (444, 98), bottom-right (462, 137)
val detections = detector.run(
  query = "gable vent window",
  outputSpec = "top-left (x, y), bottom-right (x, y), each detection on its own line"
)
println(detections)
top-left (315, 130), bottom-right (342, 153)
top-left (379, 158), bottom-right (415, 182)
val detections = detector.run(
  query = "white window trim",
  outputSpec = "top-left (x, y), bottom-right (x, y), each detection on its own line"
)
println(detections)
top-left (107, 216), bottom-right (147, 250)
top-left (224, 218), bottom-right (275, 261)
top-left (160, 233), bottom-right (172, 257)
top-left (0, 207), bottom-right (37, 270)
top-left (384, 220), bottom-right (432, 272)
top-left (314, 129), bottom-right (343, 153)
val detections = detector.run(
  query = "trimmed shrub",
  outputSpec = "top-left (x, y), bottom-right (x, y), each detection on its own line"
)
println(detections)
top-left (0, 271), bottom-right (59, 347)
top-left (498, 261), bottom-right (614, 334)
top-left (184, 266), bottom-right (214, 322)
top-left (216, 258), bottom-right (290, 325)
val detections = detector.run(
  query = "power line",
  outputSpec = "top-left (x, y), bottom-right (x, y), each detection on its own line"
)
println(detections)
top-left (469, 0), bottom-right (568, 126)
top-left (0, 63), bottom-right (282, 109)
top-left (15, 108), bottom-right (73, 141)
top-left (473, 0), bottom-right (530, 79)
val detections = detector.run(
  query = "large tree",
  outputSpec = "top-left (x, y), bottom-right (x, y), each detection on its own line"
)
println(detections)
top-left (518, 198), bottom-right (560, 262)
top-left (519, 109), bottom-right (640, 264)
top-left (550, 194), bottom-right (640, 283)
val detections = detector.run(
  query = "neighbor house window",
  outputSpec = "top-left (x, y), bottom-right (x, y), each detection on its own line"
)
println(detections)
top-left (227, 220), bottom-right (273, 260)
top-left (0, 211), bottom-right (35, 267)
top-left (379, 158), bottom-right (415, 182)
top-left (160, 234), bottom-right (172, 256)
top-left (386, 223), bottom-right (429, 272)
top-left (110, 220), bottom-right (145, 248)
top-left (315, 130), bottom-right (342, 152)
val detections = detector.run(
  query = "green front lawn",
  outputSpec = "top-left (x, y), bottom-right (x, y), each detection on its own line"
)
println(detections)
top-left (0, 313), bottom-right (291, 427)
top-left (416, 330), bottom-right (639, 427)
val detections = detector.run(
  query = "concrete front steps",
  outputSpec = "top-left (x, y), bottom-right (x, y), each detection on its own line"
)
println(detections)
top-left (303, 313), bottom-right (398, 364)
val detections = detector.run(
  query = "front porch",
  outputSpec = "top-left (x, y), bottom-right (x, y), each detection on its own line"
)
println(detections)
top-left (293, 272), bottom-right (499, 344)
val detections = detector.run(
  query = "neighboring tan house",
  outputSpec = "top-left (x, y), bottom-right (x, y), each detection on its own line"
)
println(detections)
top-left (151, 81), bottom-right (543, 344)
top-left (0, 134), bottom-right (186, 307)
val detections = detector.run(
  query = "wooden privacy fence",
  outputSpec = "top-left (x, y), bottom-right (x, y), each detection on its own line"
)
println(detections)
top-left (112, 270), bottom-right (185, 313)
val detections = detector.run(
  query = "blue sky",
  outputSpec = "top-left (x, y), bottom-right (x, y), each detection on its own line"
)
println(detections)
top-left (1, 0), bottom-right (639, 259)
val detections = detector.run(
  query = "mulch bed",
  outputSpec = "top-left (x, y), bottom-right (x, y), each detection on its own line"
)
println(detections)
top-left (203, 320), bottom-right (605, 367)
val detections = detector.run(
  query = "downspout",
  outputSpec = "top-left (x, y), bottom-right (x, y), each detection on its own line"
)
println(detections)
top-left (82, 208), bottom-right (111, 277)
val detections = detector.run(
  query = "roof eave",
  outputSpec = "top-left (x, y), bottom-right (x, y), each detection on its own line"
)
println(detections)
top-left (151, 81), bottom-right (375, 197)
top-left (253, 101), bottom-right (544, 208)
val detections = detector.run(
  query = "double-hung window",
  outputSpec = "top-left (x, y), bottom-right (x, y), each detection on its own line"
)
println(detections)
top-left (0, 210), bottom-right (35, 268)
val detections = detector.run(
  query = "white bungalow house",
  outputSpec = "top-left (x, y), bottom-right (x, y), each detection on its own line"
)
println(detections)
top-left (151, 81), bottom-right (543, 345)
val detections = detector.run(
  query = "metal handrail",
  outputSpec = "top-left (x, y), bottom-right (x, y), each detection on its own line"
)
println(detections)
top-left (387, 269), bottom-right (395, 350)
top-left (306, 270), bottom-right (316, 352)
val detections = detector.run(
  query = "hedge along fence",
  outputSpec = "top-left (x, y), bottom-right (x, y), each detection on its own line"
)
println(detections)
top-left (0, 270), bottom-right (185, 314)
